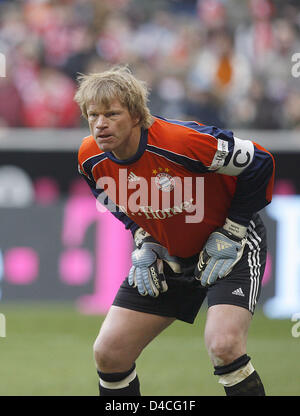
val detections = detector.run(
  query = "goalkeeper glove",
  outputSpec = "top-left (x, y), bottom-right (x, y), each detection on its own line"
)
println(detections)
top-left (194, 218), bottom-right (247, 287)
top-left (128, 228), bottom-right (181, 297)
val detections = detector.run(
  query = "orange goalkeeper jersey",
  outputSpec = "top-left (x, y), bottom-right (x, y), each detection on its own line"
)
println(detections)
top-left (78, 116), bottom-right (275, 258)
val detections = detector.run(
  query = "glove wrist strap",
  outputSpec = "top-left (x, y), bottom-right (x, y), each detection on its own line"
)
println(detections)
top-left (223, 218), bottom-right (247, 240)
top-left (134, 228), bottom-right (154, 248)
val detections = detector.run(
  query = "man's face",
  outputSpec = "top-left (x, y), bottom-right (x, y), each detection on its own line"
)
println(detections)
top-left (87, 98), bottom-right (140, 160)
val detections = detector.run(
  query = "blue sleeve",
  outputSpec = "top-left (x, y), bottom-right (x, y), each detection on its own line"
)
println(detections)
top-left (226, 146), bottom-right (275, 225)
top-left (206, 134), bottom-right (275, 226)
top-left (79, 170), bottom-right (139, 237)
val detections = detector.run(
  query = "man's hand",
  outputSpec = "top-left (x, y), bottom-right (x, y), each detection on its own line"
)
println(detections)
top-left (128, 228), bottom-right (181, 297)
top-left (194, 219), bottom-right (247, 287)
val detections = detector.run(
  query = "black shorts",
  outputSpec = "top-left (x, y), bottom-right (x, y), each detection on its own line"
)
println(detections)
top-left (113, 214), bottom-right (267, 324)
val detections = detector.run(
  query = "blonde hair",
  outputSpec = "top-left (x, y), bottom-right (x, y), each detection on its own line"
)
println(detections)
top-left (74, 65), bottom-right (153, 129)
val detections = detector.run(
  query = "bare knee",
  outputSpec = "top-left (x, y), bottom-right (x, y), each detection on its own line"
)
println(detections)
top-left (204, 305), bottom-right (251, 367)
top-left (93, 306), bottom-right (175, 374)
top-left (93, 332), bottom-right (134, 373)
top-left (205, 332), bottom-right (245, 366)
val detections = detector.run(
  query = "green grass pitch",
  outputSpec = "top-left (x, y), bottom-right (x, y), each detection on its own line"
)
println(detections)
top-left (0, 302), bottom-right (299, 396)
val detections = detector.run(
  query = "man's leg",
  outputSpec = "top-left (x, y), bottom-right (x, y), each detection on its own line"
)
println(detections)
top-left (204, 304), bottom-right (265, 396)
top-left (93, 305), bottom-right (175, 396)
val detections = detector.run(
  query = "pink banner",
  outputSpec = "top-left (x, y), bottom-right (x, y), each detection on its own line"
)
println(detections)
top-left (61, 193), bottom-right (132, 314)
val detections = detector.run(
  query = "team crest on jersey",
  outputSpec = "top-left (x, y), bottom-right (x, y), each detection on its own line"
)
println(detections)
top-left (154, 172), bottom-right (175, 192)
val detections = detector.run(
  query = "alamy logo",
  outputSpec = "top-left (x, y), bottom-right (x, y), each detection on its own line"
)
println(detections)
top-left (0, 53), bottom-right (6, 77)
top-left (96, 169), bottom-right (205, 224)
top-left (0, 313), bottom-right (6, 337)
top-left (291, 312), bottom-right (300, 338)
top-left (291, 53), bottom-right (300, 78)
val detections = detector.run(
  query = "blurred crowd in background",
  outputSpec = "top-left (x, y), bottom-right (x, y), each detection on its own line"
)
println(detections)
top-left (0, 0), bottom-right (300, 130)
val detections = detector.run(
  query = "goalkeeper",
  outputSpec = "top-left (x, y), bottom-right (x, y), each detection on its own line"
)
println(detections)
top-left (75, 66), bottom-right (275, 396)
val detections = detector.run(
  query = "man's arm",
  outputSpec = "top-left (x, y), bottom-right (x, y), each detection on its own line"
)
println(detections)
top-left (78, 163), bottom-right (181, 297)
top-left (215, 137), bottom-right (275, 226)
top-left (78, 163), bottom-right (140, 237)
top-left (196, 134), bottom-right (274, 286)
top-left (187, 129), bottom-right (274, 286)
top-left (174, 124), bottom-right (275, 226)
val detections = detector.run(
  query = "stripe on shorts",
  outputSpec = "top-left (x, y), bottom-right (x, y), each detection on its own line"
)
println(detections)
top-left (246, 220), bottom-right (262, 313)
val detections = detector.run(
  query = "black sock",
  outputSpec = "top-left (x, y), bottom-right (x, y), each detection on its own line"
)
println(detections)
top-left (224, 370), bottom-right (266, 396)
top-left (214, 355), bottom-right (266, 396)
top-left (97, 364), bottom-right (141, 396)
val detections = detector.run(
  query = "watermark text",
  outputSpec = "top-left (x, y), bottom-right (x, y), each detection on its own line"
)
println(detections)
top-left (291, 312), bottom-right (300, 338)
top-left (291, 53), bottom-right (300, 78)
top-left (95, 169), bottom-right (205, 224)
